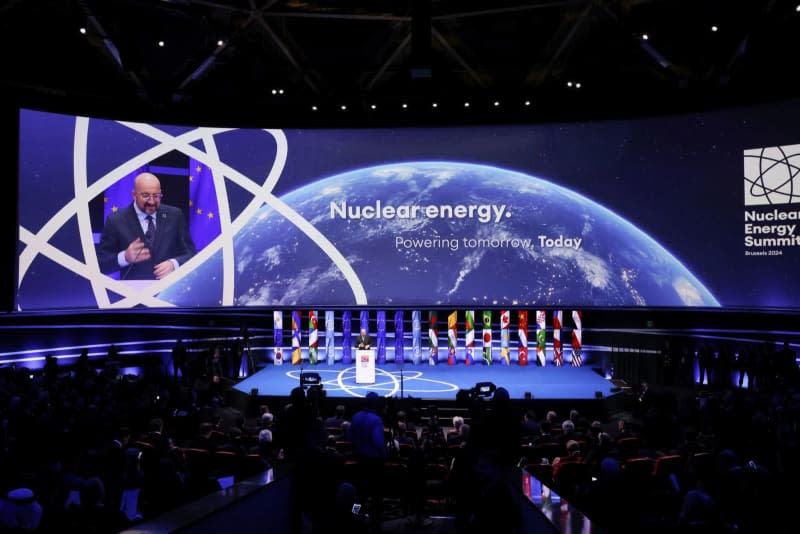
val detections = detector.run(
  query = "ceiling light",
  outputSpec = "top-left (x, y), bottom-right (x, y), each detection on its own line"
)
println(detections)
top-left (432, 102), bottom-right (438, 108)
top-left (567, 81), bottom-right (573, 87)
top-left (711, 25), bottom-right (718, 32)
top-left (311, 105), bottom-right (318, 111)
top-left (524, 100), bottom-right (531, 106)
top-left (217, 40), bottom-right (224, 46)
top-left (464, 102), bottom-right (470, 108)
top-left (796, 5), bottom-right (800, 12)
top-left (158, 40), bottom-right (165, 47)
top-left (493, 101), bottom-right (500, 107)
top-left (79, 27), bottom-right (87, 35)
top-left (642, 33), bottom-right (649, 41)
top-left (402, 103), bottom-right (408, 109)
top-left (340, 105), bottom-right (347, 111)
top-left (576, 82), bottom-right (582, 88)
top-left (370, 104), bottom-right (377, 110)
top-left (278, 89), bottom-right (284, 94)
top-left (271, 89), bottom-right (277, 95)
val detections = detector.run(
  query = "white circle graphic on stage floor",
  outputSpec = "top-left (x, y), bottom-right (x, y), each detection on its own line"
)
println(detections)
top-left (286, 367), bottom-right (460, 397)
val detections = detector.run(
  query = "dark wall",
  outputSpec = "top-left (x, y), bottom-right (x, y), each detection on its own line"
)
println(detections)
top-left (1, 104), bottom-right (19, 312)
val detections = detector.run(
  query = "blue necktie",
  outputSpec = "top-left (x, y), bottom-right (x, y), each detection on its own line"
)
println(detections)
top-left (145, 215), bottom-right (155, 246)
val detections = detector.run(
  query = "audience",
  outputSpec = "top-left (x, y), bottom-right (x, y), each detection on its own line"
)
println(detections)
top-left (0, 335), bottom-right (796, 534)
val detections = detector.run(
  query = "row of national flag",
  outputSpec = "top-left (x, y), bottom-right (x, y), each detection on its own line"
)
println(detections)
top-left (270, 310), bottom-right (584, 367)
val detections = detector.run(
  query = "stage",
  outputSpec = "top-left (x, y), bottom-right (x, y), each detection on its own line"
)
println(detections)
top-left (234, 362), bottom-right (618, 401)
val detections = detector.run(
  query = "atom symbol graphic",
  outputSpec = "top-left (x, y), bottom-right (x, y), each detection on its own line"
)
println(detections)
top-left (744, 145), bottom-right (800, 206)
top-left (285, 368), bottom-right (460, 398)
top-left (16, 119), bottom-right (367, 308)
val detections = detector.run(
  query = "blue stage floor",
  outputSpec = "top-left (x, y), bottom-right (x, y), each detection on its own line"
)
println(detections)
top-left (235, 363), bottom-right (616, 400)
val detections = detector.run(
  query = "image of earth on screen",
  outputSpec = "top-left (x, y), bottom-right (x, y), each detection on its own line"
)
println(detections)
top-left (15, 102), bottom-right (800, 310)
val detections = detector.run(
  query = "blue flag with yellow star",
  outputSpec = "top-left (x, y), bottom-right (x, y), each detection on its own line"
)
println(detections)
top-left (188, 159), bottom-right (220, 250)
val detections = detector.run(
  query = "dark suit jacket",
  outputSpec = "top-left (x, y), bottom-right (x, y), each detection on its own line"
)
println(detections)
top-left (356, 335), bottom-right (372, 349)
top-left (98, 204), bottom-right (196, 280)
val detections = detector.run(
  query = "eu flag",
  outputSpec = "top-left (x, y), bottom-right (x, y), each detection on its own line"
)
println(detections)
top-left (188, 159), bottom-right (221, 250)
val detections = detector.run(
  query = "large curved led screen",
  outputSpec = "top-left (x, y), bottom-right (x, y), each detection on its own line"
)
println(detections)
top-left (15, 102), bottom-right (800, 309)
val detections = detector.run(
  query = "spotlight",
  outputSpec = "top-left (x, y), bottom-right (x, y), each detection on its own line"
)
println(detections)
top-left (311, 105), bottom-right (318, 111)
top-left (711, 25), bottom-right (718, 32)
top-left (217, 39), bottom-right (224, 46)
top-left (158, 40), bottom-right (165, 47)
top-left (370, 104), bottom-right (377, 110)
top-left (524, 100), bottom-right (531, 106)
top-left (493, 101), bottom-right (500, 107)
top-left (432, 102), bottom-right (438, 108)
top-left (278, 89), bottom-right (284, 94)
top-left (402, 103), bottom-right (408, 109)
top-left (340, 105), bottom-right (347, 111)
top-left (567, 81), bottom-right (573, 87)
top-left (797, 4), bottom-right (800, 12)
top-left (464, 101), bottom-right (470, 108)
top-left (79, 27), bottom-right (87, 35)
top-left (271, 89), bottom-right (277, 95)
top-left (576, 82), bottom-right (582, 88)
top-left (641, 33), bottom-right (649, 41)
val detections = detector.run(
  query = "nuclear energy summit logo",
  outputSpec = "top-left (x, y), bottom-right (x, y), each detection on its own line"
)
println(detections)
top-left (743, 144), bottom-right (800, 255)
top-left (743, 144), bottom-right (800, 206)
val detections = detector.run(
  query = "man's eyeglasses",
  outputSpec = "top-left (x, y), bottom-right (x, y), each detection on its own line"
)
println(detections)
top-left (139, 193), bottom-right (164, 201)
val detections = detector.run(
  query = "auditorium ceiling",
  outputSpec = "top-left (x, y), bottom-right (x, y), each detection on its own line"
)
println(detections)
top-left (1, 0), bottom-right (798, 123)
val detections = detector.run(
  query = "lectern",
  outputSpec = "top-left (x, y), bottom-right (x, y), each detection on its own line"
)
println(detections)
top-left (355, 349), bottom-right (375, 384)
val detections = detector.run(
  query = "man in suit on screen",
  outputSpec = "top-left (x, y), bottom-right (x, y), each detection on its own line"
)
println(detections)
top-left (98, 172), bottom-right (196, 280)
top-left (356, 328), bottom-right (372, 350)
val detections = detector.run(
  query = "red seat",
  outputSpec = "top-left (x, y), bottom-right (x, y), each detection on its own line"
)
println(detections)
top-left (212, 450), bottom-right (240, 477)
top-left (623, 456), bottom-right (655, 487)
top-left (553, 460), bottom-right (590, 492)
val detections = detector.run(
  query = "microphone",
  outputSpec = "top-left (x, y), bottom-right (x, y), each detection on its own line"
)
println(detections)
top-left (121, 215), bottom-right (155, 281)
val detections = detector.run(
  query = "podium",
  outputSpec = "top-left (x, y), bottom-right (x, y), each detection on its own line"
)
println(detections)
top-left (356, 349), bottom-right (375, 384)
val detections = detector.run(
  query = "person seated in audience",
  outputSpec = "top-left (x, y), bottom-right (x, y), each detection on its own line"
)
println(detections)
top-left (545, 410), bottom-right (559, 427)
top-left (568, 409), bottom-right (589, 435)
top-left (188, 422), bottom-right (219, 452)
top-left (258, 413), bottom-right (274, 445)
top-left (678, 478), bottom-right (718, 530)
top-left (584, 432), bottom-right (618, 475)
top-left (557, 419), bottom-right (584, 445)
top-left (396, 421), bottom-right (416, 448)
top-left (533, 421), bottom-right (559, 445)
top-left (456, 423), bottom-right (470, 447)
top-left (587, 420), bottom-right (603, 441)
top-left (520, 409), bottom-right (540, 442)
top-left (552, 440), bottom-right (583, 478)
top-left (339, 420), bottom-right (352, 442)
top-left (324, 404), bottom-right (347, 429)
top-left (614, 418), bottom-right (635, 442)
top-left (447, 415), bottom-right (464, 444)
